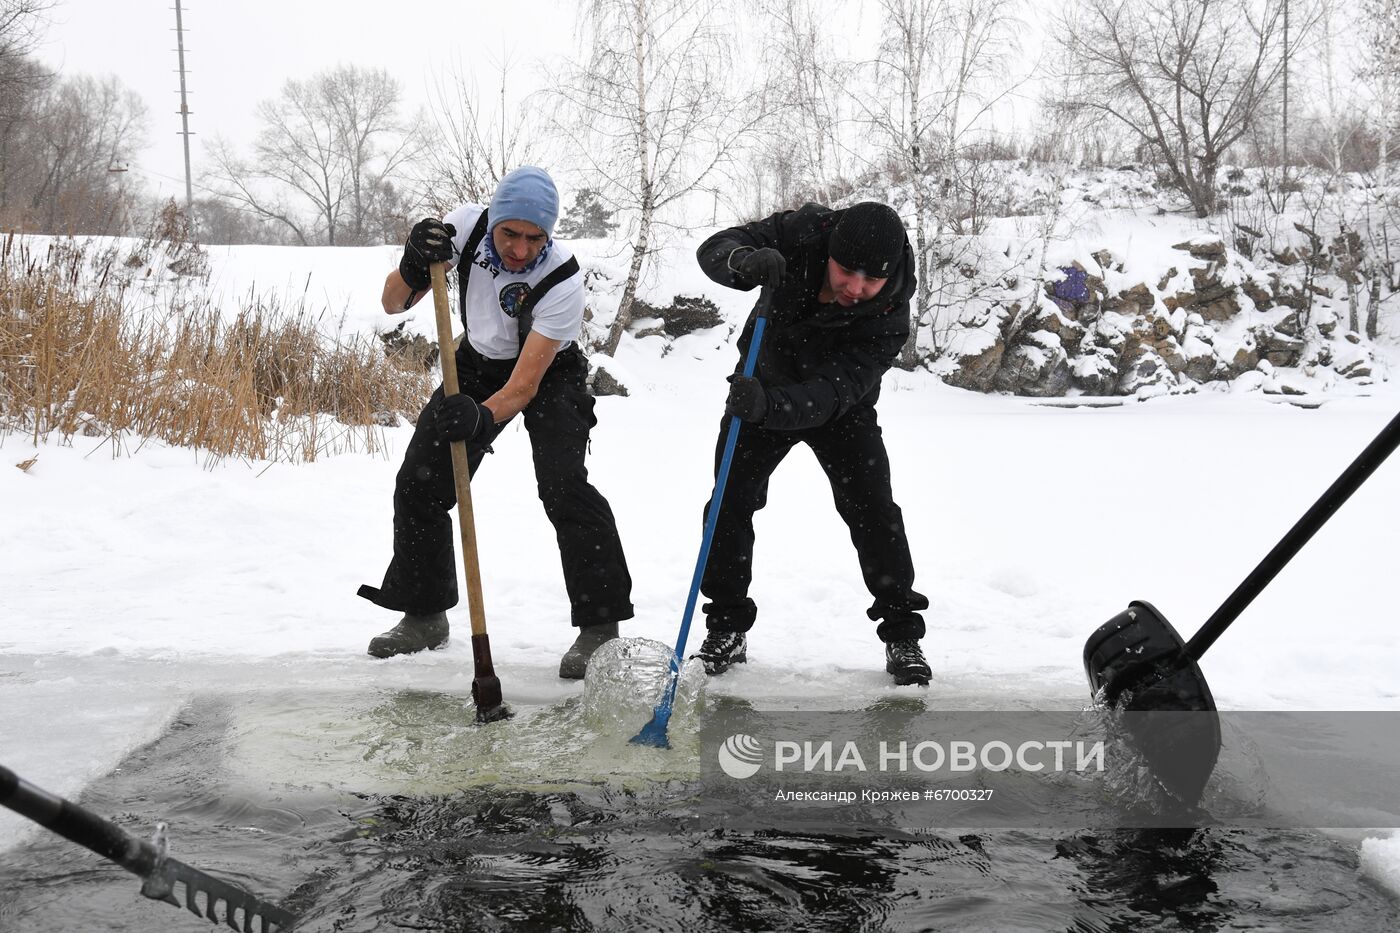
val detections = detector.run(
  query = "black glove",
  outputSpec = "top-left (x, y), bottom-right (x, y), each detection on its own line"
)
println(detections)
top-left (731, 247), bottom-right (786, 288)
top-left (434, 393), bottom-right (493, 444)
top-left (724, 374), bottom-right (768, 424)
top-left (400, 218), bottom-right (457, 292)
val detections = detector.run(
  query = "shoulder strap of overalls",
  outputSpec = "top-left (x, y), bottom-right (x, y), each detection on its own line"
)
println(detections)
top-left (513, 255), bottom-right (581, 345)
top-left (456, 208), bottom-right (492, 333)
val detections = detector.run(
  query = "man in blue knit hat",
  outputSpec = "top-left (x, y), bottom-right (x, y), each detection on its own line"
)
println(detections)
top-left (358, 166), bottom-right (634, 679)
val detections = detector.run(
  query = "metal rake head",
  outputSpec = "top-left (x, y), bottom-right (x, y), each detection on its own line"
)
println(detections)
top-left (142, 857), bottom-right (295, 932)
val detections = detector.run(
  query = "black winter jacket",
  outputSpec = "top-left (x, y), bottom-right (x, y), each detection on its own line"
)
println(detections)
top-left (696, 203), bottom-right (915, 431)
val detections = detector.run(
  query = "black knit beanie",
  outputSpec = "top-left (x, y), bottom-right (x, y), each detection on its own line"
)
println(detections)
top-left (828, 202), bottom-right (906, 277)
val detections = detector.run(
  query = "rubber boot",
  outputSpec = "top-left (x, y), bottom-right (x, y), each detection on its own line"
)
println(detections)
top-left (368, 611), bottom-right (449, 659)
top-left (558, 621), bottom-right (619, 679)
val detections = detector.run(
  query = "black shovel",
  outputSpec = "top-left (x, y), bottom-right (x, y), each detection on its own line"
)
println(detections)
top-left (1084, 410), bottom-right (1400, 805)
top-left (1, 763), bottom-right (295, 930)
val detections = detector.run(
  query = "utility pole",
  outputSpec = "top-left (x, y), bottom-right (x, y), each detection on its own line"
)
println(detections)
top-left (173, 1), bottom-right (195, 218)
top-left (1281, 0), bottom-right (1290, 211)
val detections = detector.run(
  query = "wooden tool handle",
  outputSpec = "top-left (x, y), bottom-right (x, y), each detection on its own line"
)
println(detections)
top-left (429, 262), bottom-right (488, 639)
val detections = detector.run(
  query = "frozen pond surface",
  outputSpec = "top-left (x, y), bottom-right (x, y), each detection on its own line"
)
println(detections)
top-left (1, 649), bottom-right (1397, 932)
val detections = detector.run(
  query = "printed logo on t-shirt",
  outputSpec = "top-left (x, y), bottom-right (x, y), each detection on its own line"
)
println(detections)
top-left (499, 281), bottom-right (532, 319)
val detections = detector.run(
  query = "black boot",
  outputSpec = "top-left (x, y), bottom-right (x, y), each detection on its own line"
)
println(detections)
top-left (693, 631), bottom-right (747, 675)
top-left (558, 621), bottom-right (619, 679)
top-left (885, 639), bottom-right (931, 686)
top-left (368, 611), bottom-right (449, 658)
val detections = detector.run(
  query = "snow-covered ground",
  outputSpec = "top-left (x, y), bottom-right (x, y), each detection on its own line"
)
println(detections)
top-left (3, 231), bottom-right (1400, 898)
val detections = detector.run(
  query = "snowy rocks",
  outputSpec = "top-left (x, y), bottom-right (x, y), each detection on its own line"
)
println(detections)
top-left (992, 330), bottom-right (1071, 397)
top-left (1334, 346), bottom-right (1376, 383)
top-left (1069, 345), bottom-right (1121, 396)
top-left (942, 321), bottom-right (1006, 393)
top-left (1163, 266), bottom-right (1240, 323)
top-left (631, 294), bottom-right (724, 338)
top-left (378, 322), bottom-right (438, 371)
top-left (660, 295), bottom-right (724, 337)
top-left (1030, 302), bottom-right (1085, 351)
top-left (1103, 283), bottom-right (1154, 318)
top-left (1242, 278), bottom-right (1274, 311)
top-left (935, 227), bottom-right (1383, 399)
top-left (589, 359), bottom-right (631, 397)
top-left (1172, 237), bottom-right (1227, 262)
top-left (629, 317), bottom-right (668, 340)
top-left (1251, 324), bottom-right (1305, 368)
top-left (1116, 347), bottom-right (1172, 394)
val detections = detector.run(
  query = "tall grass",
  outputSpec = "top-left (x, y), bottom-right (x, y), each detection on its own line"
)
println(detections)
top-left (0, 233), bottom-right (436, 465)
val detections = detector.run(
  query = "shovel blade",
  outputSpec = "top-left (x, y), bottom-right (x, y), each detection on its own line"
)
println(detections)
top-left (1084, 600), bottom-right (1222, 805)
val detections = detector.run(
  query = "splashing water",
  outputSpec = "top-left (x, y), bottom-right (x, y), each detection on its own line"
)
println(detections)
top-left (580, 636), bottom-right (706, 736)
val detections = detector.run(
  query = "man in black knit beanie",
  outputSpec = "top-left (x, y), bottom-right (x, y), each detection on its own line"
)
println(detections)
top-left (691, 201), bottom-right (932, 686)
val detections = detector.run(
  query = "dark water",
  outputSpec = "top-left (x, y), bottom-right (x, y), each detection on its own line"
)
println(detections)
top-left (1, 689), bottom-right (1396, 932)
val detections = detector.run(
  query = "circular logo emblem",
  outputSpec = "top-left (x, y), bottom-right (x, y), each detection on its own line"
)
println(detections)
top-left (717, 733), bottom-right (764, 779)
top-left (499, 281), bottom-right (532, 318)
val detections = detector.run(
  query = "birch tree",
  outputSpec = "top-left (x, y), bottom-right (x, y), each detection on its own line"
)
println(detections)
top-left (1359, 0), bottom-right (1399, 338)
top-left (756, 0), bottom-right (851, 205)
top-left (1361, 0), bottom-right (1399, 190)
top-left (866, 0), bottom-right (1022, 367)
top-left (556, 0), bottom-right (769, 356)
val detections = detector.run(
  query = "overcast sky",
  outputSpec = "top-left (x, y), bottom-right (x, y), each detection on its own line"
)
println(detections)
top-left (37, 0), bottom-right (579, 200)
top-left (30, 0), bottom-right (1368, 212)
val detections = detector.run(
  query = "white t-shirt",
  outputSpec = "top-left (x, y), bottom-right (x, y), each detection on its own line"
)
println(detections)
top-left (443, 203), bottom-right (585, 360)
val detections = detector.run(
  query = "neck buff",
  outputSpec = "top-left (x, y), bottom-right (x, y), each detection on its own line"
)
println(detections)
top-left (484, 231), bottom-right (553, 275)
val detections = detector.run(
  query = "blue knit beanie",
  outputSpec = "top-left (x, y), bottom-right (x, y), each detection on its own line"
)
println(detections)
top-left (489, 166), bottom-right (560, 239)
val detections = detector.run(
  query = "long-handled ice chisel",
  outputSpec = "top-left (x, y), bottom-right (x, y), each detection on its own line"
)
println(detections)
top-left (0, 763), bottom-right (295, 931)
top-left (429, 261), bottom-right (511, 723)
top-left (632, 286), bottom-right (774, 748)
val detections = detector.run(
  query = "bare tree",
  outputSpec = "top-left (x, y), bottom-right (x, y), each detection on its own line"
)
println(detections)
top-left (0, 0), bottom-right (52, 93)
top-left (1358, 0), bottom-right (1400, 338)
top-left (1360, 0), bottom-right (1400, 190)
top-left (190, 195), bottom-right (286, 245)
top-left (755, 0), bottom-right (853, 205)
top-left (414, 53), bottom-right (552, 215)
top-left (4, 73), bottom-right (148, 234)
top-left (1054, 0), bottom-right (1295, 217)
top-left (204, 136), bottom-right (313, 245)
top-left (1312, 0), bottom-right (1355, 176)
top-left (321, 66), bottom-right (420, 244)
top-left (863, 0), bottom-right (1022, 367)
top-left (0, 54), bottom-right (50, 223)
top-left (205, 65), bottom-right (418, 245)
top-left (555, 0), bottom-right (771, 356)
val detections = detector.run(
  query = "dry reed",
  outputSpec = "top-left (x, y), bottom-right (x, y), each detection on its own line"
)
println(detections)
top-left (0, 233), bottom-right (436, 465)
